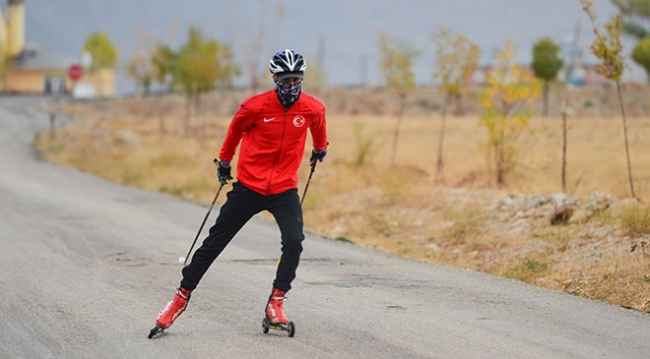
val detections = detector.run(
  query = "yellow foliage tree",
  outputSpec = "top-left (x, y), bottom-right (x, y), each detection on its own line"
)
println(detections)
top-left (479, 39), bottom-right (541, 186)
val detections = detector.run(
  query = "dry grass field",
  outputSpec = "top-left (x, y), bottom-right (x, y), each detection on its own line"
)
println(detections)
top-left (36, 93), bottom-right (650, 312)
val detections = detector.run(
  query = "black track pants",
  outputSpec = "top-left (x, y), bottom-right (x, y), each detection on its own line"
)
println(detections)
top-left (180, 182), bottom-right (304, 293)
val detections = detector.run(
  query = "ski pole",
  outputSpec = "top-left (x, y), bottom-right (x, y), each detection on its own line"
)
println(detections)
top-left (180, 159), bottom-right (225, 266)
top-left (300, 161), bottom-right (317, 206)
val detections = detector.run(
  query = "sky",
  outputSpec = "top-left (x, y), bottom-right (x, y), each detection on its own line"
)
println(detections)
top-left (15, 0), bottom-right (639, 93)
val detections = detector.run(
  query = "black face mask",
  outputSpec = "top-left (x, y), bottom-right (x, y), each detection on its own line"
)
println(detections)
top-left (275, 81), bottom-right (302, 109)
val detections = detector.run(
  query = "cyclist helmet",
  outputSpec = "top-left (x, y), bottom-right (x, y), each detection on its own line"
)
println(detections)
top-left (269, 49), bottom-right (306, 79)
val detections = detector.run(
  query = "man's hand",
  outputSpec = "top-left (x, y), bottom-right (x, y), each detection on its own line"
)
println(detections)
top-left (309, 148), bottom-right (327, 166)
top-left (216, 160), bottom-right (233, 185)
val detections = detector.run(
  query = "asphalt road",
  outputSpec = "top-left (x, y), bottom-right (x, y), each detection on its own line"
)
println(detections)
top-left (2, 97), bottom-right (650, 359)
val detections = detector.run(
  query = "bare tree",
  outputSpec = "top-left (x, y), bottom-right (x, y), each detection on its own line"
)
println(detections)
top-left (377, 31), bottom-right (417, 167)
top-left (583, 0), bottom-right (635, 198)
top-left (240, 3), bottom-right (286, 92)
top-left (430, 26), bottom-right (481, 183)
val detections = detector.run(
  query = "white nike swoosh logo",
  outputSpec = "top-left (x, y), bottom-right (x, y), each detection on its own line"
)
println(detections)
top-left (263, 117), bottom-right (276, 122)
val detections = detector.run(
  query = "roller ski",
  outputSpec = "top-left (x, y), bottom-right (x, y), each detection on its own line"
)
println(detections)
top-left (148, 287), bottom-right (192, 339)
top-left (262, 288), bottom-right (295, 337)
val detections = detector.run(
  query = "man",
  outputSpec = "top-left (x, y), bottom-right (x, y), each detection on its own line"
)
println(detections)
top-left (150, 49), bottom-right (328, 336)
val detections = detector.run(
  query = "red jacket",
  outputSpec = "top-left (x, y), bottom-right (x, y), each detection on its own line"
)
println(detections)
top-left (219, 89), bottom-right (328, 195)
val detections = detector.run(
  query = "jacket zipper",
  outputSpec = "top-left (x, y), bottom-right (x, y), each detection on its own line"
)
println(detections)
top-left (266, 108), bottom-right (288, 195)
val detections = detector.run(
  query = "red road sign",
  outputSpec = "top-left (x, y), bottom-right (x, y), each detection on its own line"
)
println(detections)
top-left (68, 64), bottom-right (84, 82)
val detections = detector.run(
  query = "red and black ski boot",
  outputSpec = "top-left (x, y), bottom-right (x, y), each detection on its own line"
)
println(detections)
top-left (148, 287), bottom-right (192, 338)
top-left (262, 288), bottom-right (295, 337)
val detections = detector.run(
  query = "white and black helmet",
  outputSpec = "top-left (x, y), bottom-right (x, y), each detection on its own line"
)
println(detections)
top-left (269, 49), bottom-right (306, 80)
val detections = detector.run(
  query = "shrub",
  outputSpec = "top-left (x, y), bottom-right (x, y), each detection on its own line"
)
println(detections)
top-left (620, 203), bottom-right (650, 236)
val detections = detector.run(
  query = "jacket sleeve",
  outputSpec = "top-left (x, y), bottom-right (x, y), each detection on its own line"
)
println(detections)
top-left (219, 102), bottom-right (254, 162)
top-left (310, 105), bottom-right (328, 151)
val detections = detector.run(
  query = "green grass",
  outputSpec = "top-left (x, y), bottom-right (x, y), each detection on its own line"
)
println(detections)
top-left (334, 236), bottom-right (354, 244)
top-left (504, 259), bottom-right (550, 283)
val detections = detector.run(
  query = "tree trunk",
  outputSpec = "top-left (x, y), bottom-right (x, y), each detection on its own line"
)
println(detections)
top-left (158, 110), bottom-right (167, 135)
top-left (496, 141), bottom-right (505, 187)
top-left (390, 94), bottom-right (407, 167)
top-left (495, 106), bottom-right (510, 187)
top-left (194, 93), bottom-right (202, 138)
top-left (561, 98), bottom-right (568, 193)
top-left (616, 81), bottom-right (635, 198)
top-left (435, 93), bottom-right (450, 183)
top-left (542, 81), bottom-right (550, 117)
top-left (184, 94), bottom-right (192, 137)
top-left (49, 112), bottom-right (56, 140)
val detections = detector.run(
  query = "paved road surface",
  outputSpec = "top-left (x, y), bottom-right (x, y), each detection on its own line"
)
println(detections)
top-left (2, 97), bottom-right (650, 358)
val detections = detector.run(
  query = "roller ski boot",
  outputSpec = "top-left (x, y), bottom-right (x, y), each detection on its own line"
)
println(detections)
top-left (262, 288), bottom-right (295, 337)
top-left (148, 287), bottom-right (192, 338)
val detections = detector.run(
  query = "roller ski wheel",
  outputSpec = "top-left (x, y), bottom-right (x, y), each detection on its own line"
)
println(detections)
top-left (262, 317), bottom-right (295, 337)
top-left (148, 325), bottom-right (164, 339)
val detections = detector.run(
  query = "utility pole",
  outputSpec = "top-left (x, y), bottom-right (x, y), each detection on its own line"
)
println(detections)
top-left (564, 21), bottom-right (581, 84)
top-left (360, 54), bottom-right (368, 87)
top-left (317, 36), bottom-right (325, 85)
